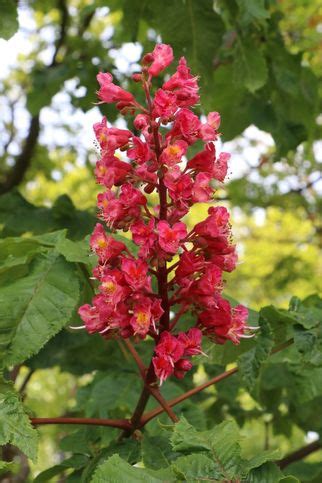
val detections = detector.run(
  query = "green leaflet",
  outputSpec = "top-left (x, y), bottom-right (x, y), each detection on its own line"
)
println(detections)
top-left (91, 454), bottom-right (165, 483)
top-left (0, 382), bottom-right (38, 461)
top-left (238, 316), bottom-right (274, 391)
top-left (234, 38), bottom-right (268, 93)
top-left (171, 418), bottom-right (242, 480)
top-left (0, 251), bottom-right (80, 367)
top-left (147, 0), bottom-right (225, 80)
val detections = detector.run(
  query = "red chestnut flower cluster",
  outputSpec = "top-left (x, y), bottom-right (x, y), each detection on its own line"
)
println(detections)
top-left (78, 43), bottom-right (253, 385)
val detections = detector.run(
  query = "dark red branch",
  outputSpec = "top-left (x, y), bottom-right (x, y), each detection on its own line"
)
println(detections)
top-left (30, 417), bottom-right (131, 431)
top-left (277, 440), bottom-right (321, 469)
top-left (141, 367), bottom-right (237, 426)
top-left (140, 339), bottom-right (294, 426)
top-left (123, 338), bottom-right (146, 379)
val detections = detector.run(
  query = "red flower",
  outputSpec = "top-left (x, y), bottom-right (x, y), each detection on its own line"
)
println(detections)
top-left (90, 223), bottom-right (126, 263)
top-left (162, 57), bottom-right (199, 107)
top-left (157, 220), bottom-right (187, 254)
top-left (147, 43), bottom-right (174, 77)
top-left (96, 72), bottom-right (134, 105)
top-left (160, 141), bottom-right (187, 166)
top-left (121, 257), bottom-right (151, 291)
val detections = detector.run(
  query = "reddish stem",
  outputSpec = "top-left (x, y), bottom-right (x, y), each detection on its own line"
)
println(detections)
top-left (123, 338), bottom-right (146, 379)
top-left (140, 338), bottom-right (294, 426)
top-left (30, 417), bottom-right (131, 430)
top-left (140, 367), bottom-right (237, 426)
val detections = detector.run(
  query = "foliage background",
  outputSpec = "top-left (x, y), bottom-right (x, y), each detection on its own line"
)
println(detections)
top-left (0, 0), bottom-right (321, 481)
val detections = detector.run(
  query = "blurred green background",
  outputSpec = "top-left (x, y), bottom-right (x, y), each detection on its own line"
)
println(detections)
top-left (0, 0), bottom-right (321, 479)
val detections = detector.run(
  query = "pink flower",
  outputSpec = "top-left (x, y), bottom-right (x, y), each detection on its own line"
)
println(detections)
top-left (134, 113), bottom-right (149, 130)
top-left (131, 219), bottom-right (157, 258)
top-left (164, 167), bottom-right (193, 203)
top-left (121, 257), bottom-right (151, 291)
top-left (168, 108), bottom-right (201, 144)
top-left (99, 271), bottom-right (128, 306)
top-left (198, 297), bottom-right (249, 345)
top-left (119, 183), bottom-right (147, 208)
top-left (78, 303), bottom-right (106, 334)
top-left (93, 117), bottom-right (132, 153)
top-left (173, 358), bottom-right (193, 379)
top-left (192, 173), bottom-right (213, 202)
top-left (160, 141), bottom-right (187, 166)
top-left (127, 137), bottom-right (152, 165)
top-left (194, 206), bottom-right (230, 239)
top-left (187, 143), bottom-right (216, 173)
top-left (157, 220), bottom-right (187, 253)
top-left (90, 223), bottom-right (126, 263)
top-left (97, 72), bottom-right (134, 105)
top-left (147, 44), bottom-right (174, 77)
top-left (178, 328), bottom-right (203, 356)
top-left (162, 57), bottom-right (199, 107)
top-left (175, 251), bottom-right (205, 280)
top-left (152, 356), bottom-right (174, 385)
top-left (130, 296), bottom-right (163, 337)
top-left (213, 152), bottom-right (230, 182)
top-left (155, 331), bottom-right (184, 363)
top-left (95, 155), bottom-right (132, 188)
top-left (153, 89), bottom-right (178, 119)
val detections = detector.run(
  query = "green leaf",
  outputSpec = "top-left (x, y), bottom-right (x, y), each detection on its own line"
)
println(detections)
top-left (0, 0), bottom-right (18, 40)
top-left (148, 0), bottom-right (225, 80)
top-left (172, 453), bottom-right (218, 480)
top-left (91, 454), bottom-right (164, 483)
top-left (34, 455), bottom-right (89, 483)
top-left (238, 316), bottom-right (274, 390)
top-left (0, 237), bottom-right (43, 273)
top-left (56, 236), bottom-right (91, 264)
top-left (0, 252), bottom-right (80, 367)
top-left (0, 383), bottom-right (38, 461)
top-left (236, 0), bottom-right (269, 25)
top-left (246, 462), bottom-right (284, 483)
top-left (244, 449), bottom-right (281, 472)
top-left (171, 418), bottom-right (242, 480)
top-left (234, 38), bottom-right (268, 92)
top-left (142, 434), bottom-right (178, 470)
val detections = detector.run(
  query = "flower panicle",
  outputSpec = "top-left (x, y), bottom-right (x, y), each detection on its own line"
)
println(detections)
top-left (78, 43), bottom-right (253, 384)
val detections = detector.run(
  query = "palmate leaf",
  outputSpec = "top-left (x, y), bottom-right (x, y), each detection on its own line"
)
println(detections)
top-left (0, 251), bottom-right (79, 367)
top-left (0, 381), bottom-right (38, 461)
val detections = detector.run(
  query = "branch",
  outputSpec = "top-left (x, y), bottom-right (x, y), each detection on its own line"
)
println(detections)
top-left (0, 115), bottom-right (40, 195)
top-left (141, 367), bottom-right (237, 426)
top-left (50, 0), bottom-right (69, 67)
top-left (123, 338), bottom-right (146, 379)
top-left (140, 339), bottom-right (294, 426)
top-left (30, 417), bottom-right (131, 431)
top-left (277, 440), bottom-right (321, 469)
top-left (148, 386), bottom-right (179, 423)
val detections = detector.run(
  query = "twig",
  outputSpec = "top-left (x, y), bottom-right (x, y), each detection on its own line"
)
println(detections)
top-left (140, 339), bottom-right (294, 426)
top-left (277, 440), bottom-right (321, 469)
top-left (123, 339), bottom-right (146, 379)
top-left (30, 417), bottom-right (131, 431)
